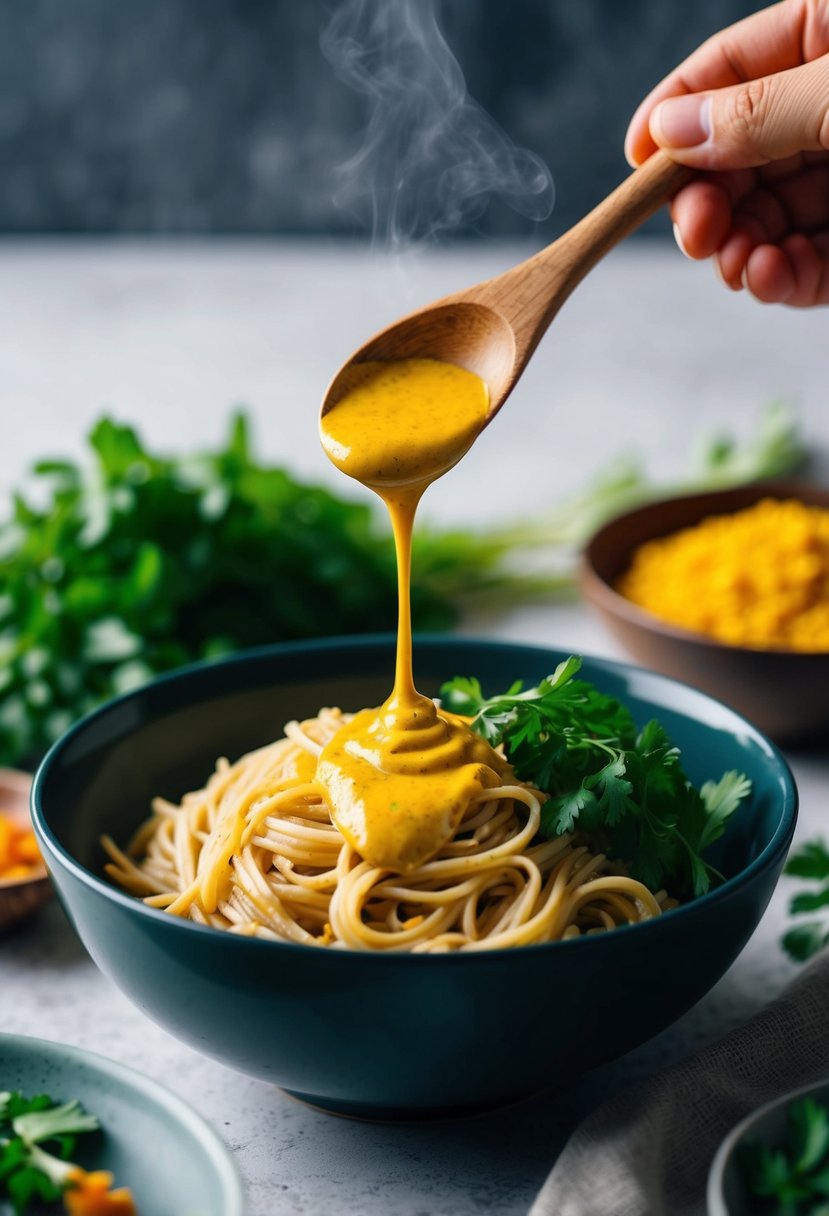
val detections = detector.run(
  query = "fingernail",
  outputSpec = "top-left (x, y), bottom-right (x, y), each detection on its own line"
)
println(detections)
top-left (652, 95), bottom-right (712, 148)
top-left (714, 258), bottom-right (741, 291)
top-left (672, 222), bottom-right (691, 258)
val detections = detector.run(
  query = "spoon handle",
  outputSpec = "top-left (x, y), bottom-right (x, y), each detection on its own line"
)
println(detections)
top-left (548, 151), bottom-right (694, 283)
top-left (469, 152), bottom-right (694, 362)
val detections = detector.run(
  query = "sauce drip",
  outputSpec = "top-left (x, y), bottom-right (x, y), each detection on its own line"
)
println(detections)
top-left (318, 357), bottom-right (505, 871)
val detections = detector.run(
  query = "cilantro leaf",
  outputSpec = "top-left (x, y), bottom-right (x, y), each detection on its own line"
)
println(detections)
top-left (0, 1091), bottom-right (101, 1214)
top-left (782, 840), bottom-right (829, 965)
top-left (699, 771), bottom-right (753, 853)
top-left (7, 1164), bottom-right (64, 1215)
top-left (791, 1100), bottom-right (829, 1174)
top-left (541, 787), bottom-right (599, 837)
top-left (787, 841), bottom-right (829, 882)
top-left (783, 922), bottom-right (829, 964)
top-left (739, 1097), bottom-right (829, 1211)
top-left (441, 660), bottom-right (750, 899)
top-left (791, 888), bottom-right (829, 916)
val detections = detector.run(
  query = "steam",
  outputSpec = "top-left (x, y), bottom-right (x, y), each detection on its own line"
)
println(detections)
top-left (321, 0), bottom-right (554, 249)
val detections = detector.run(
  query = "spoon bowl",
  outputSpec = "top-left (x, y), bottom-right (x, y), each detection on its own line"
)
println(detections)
top-left (321, 153), bottom-right (692, 423)
top-left (322, 302), bottom-right (517, 416)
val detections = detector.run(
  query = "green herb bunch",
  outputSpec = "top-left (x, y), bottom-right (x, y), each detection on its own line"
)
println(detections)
top-left (441, 657), bottom-right (750, 898)
top-left (0, 402), bottom-right (805, 769)
top-left (0, 1092), bottom-right (98, 1214)
top-left (739, 1097), bottom-right (829, 1215)
top-left (782, 841), bottom-right (829, 963)
top-left (0, 414), bottom-right (561, 768)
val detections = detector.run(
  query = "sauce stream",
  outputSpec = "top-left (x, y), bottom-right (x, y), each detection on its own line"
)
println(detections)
top-left (318, 358), bottom-right (505, 871)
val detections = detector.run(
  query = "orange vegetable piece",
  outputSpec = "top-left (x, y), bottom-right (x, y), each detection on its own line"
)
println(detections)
top-left (0, 816), bottom-right (14, 871)
top-left (0, 811), bottom-right (42, 879)
top-left (64, 1168), bottom-right (137, 1216)
top-left (12, 827), bottom-right (41, 865)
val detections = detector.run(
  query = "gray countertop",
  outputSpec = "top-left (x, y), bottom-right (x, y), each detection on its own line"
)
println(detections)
top-left (0, 238), bottom-right (826, 1215)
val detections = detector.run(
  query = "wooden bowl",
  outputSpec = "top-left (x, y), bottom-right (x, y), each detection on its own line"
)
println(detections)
top-left (0, 767), bottom-right (51, 933)
top-left (580, 479), bottom-right (829, 745)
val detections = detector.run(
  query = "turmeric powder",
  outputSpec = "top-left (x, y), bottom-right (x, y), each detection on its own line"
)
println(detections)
top-left (616, 497), bottom-right (829, 651)
top-left (0, 812), bottom-right (42, 882)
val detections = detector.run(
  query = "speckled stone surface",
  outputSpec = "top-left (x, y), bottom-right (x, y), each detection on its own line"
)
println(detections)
top-left (0, 239), bottom-right (827, 1215)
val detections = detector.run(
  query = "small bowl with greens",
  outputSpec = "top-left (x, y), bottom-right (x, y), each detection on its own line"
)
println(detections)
top-left (708, 1081), bottom-right (829, 1216)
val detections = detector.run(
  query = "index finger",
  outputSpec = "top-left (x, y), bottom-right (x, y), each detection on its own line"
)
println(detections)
top-left (625, 0), bottom-right (813, 165)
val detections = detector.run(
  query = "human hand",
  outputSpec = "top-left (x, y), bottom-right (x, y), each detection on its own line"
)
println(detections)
top-left (625, 0), bottom-right (829, 306)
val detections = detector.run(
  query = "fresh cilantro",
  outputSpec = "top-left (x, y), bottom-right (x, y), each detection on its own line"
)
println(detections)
top-left (0, 1090), bottom-right (99, 1215)
top-left (440, 658), bottom-right (750, 898)
top-left (0, 415), bottom-right (578, 770)
top-left (782, 840), bottom-right (829, 964)
top-left (739, 1097), bottom-right (829, 1214)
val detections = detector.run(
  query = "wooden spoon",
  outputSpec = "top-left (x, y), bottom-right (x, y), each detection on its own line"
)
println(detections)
top-left (321, 152), bottom-right (692, 418)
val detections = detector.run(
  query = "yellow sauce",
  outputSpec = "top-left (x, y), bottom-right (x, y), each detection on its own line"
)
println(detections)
top-left (318, 357), bottom-right (506, 871)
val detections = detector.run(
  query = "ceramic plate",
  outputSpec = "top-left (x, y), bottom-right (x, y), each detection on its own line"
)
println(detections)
top-left (0, 1034), bottom-right (244, 1216)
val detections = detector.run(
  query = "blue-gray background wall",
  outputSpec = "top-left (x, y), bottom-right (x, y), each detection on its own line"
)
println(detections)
top-left (0, 0), bottom-right (760, 238)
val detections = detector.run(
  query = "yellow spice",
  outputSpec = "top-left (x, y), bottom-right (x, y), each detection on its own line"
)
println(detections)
top-left (616, 497), bottom-right (829, 651)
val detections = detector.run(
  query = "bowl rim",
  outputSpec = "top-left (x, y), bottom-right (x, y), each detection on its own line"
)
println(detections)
top-left (30, 633), bottom-right (798, 964)
top-left (706, 1074), bottom-right (829, 1216)
top-left (0, 1031), bottom-right (245, 1214)
top-left (581, 478), bottom-right (829, 659)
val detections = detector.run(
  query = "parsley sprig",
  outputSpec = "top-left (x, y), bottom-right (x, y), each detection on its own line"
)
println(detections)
top-left (739, 1097), bottom-right (829, 1215)
top-left (782, 841), bottom-right (829, 963)
top-left (0, 1091), bottom-right (99, 1214)
top-left (440, 657), bottom-right (750, 898)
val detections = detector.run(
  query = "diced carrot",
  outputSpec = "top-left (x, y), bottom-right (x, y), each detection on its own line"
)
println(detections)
top-left (1, 864), bottom-right (32, 881)
top-left (63, 1168), bottom-right (137, 1216)
top-left (12, 828), bottom-right (41, 865)
top-left (0, 816), bottom-right (14, 871)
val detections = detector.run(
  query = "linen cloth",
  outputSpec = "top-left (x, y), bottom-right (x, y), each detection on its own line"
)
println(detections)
top-left (531, 950), bottom-right (829, 1216)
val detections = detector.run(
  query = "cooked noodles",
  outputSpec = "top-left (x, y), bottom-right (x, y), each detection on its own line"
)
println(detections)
top-left (102, 709), bottom-right (675, 952)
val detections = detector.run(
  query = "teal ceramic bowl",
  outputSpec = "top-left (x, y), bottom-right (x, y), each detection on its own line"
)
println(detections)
top-left (31, 636), bottom-right (797, 1120)
top-left (0, 1033), bottom-right (244, 1216)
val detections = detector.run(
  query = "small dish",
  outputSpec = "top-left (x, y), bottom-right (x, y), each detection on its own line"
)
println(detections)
top-left (0, 1032), bottom-right (244, 1216)
top-left (580, 479), bottom-right (829, 743)
top-left (0, 766), bottom-right (51, 933)
top-left (707, 1077), bottom-right (829, 1215)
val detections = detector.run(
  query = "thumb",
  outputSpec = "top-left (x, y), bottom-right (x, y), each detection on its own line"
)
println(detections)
top-left (649, 54), bottom-right (829, 170)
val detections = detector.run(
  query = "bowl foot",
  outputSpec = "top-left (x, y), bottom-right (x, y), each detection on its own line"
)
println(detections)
top-left (280, 1086), bottom-right (536, 1123)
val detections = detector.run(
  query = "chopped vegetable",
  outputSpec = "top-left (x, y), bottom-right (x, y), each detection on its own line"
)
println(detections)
top-left (63, 1170), bottom-right (135, 1216)
top-left (0, 1092), bottom-right (135, 1216)
top-left (782, 840), bottom-right (829, 963)
top-left (440, 657), bottom-right (750, 898)
top-left (0, 402), bottom-right (805, 769)
top-left (738, 1096), bottom-right (829, 1214)
top-left (0, 814), bottom-right (42, 883)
